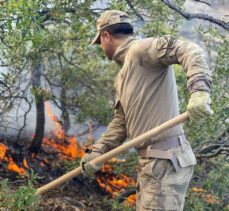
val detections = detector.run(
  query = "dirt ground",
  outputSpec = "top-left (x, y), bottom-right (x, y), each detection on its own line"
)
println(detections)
top-left (37, 177), bottom-right (135, 211)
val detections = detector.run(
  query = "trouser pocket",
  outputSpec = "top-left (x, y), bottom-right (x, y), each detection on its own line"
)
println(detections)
top-left (138, 158), bottom-right (171, 191)
top-left (142, 190), bottom-right (179, 210)
top-left (137, 157), bottom-right (194, 211)
top-left (138, 158), bottom-right (179, 210)
top-left (151, 159), bottom-right (169, 182)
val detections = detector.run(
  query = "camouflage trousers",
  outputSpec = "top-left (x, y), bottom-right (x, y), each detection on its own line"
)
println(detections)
top-left (136, 148), bottom-right (194, 211)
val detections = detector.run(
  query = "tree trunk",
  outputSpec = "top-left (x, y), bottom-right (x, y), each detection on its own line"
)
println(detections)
top-left (60, 85), bottom-right (70, 132)
top-left (29, 61), bottom-right (45, 153)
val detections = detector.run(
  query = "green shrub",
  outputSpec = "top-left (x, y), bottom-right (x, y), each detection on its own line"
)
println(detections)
top-left (185, 155), bottom-right (229, 210)
top-left (0, 173), bottom-right (39, 211)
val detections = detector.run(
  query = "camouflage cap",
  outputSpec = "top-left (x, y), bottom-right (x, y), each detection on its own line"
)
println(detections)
top-left (91, 10), bottom-right (132, 45)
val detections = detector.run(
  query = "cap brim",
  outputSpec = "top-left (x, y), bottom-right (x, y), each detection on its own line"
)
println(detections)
top-left (91, 31), bottom-right (101, 45)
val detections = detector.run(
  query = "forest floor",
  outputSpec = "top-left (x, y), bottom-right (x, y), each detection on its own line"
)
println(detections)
top-left (1, 136), bottom-right (228, 211)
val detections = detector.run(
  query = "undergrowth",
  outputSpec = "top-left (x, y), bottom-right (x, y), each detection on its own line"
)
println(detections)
top-left (0, 172), bottom-right (39, 211)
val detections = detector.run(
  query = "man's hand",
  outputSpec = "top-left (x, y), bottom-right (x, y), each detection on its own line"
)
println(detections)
top-left (80, 149), bottom-right (103, 179)
top-left (187, 91), bottom-right (214, 120)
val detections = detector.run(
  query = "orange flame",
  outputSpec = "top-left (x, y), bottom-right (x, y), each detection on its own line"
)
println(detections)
top-left (43, 102), bottom-right (85, 159)
top-left (1, 101), bottom-right (137, 206)
top-left (42, 137), bottom-right (85, 159)
top-left (23, 159), bottom-right (29, 168)
top-left (44, 102), bottom-right (136, 201)
top-left (191, 187), bottom-right (220, 204)
top-left (45, 102), bottom-right (64, 139)
top-left (0, 143), bottom-right (27, 175)
top-left (0, 143), bottom-right (7, 159)
top-left (96, 164), bottom-right (136, 200)
top-left (127, 194), bottom-right (136, 203)
top-left (7, 157), bottom-right (26, 175)
top-left (124, 194), bottom-right (136, 206)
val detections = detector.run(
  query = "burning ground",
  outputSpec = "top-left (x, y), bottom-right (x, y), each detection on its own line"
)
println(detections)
top-left (0, 102), bottom-right (137, 210)
top-left (1, 102), bottom-right (225, 210)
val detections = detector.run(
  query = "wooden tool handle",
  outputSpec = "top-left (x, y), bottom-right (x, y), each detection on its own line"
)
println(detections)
top-left (35, 112), bottom-right (189, 195)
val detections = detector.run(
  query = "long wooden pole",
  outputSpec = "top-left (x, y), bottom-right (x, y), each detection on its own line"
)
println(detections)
top-left (35, 112), bottom-right (189, 195)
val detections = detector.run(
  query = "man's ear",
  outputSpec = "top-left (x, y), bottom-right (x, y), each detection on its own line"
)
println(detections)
top-left (103, 31), bottom-right (112, 42)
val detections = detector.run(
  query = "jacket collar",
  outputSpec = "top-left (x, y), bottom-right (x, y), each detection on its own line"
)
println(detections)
top-left (112, 36), bottom-right (136, 66)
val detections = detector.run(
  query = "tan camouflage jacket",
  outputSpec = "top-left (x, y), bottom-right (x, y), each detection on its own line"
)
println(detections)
top-left (94, 36), bottom-right (211, 158)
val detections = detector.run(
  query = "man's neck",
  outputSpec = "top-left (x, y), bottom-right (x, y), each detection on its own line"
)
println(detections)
top-left (112, 35), bottom-right (131, 54)
top-left (112, 36), bottom-right (135, 65)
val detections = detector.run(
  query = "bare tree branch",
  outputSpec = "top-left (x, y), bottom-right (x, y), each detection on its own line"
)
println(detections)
top-left (125, 0), bottom-right (144, 21)
top-left (196, 142), bottom-right (229, 158)
top-left (195, 127), bottom-right (229, 159)
top-left (193, 0), bottom-right (211, 7)
top-left (160, 0), bottom-right (229, 30)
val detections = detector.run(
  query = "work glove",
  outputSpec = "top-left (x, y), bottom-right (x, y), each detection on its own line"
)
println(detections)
top-left (187, 91), bottom-right (214, 120)
top-left (80, 148), bottom-right (103, 179)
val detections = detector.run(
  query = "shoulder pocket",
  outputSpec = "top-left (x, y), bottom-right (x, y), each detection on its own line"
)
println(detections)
top-left (156, 36), bottom-right (176, 59)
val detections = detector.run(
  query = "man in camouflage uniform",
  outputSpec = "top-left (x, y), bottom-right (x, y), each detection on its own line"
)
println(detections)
top-left (81, 10), bottom-right (213, 211)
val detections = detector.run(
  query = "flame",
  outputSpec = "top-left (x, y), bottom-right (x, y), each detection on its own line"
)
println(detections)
top-left (45, 102), bottom-right (64, 139)
top-left (96, 164), bottom-right (136, 200)
top-left (44, 103), bottom-right (136, 203)
top-left (0, 143), bottom-right (7, 159)
top-left (42, 137), bottom-right (85, 159)
top-left (127, 194), bottom-right (136, 203)
top-left (23, 159), bottom-right (29, 168)
top-left (1, 101), bottom-right (137, 206)
top-left (191, 187), bottom-right (220, 204)
top-left (43, 102), bottom-right (85, 159)
top-left (7, 157), bottom-right (26, 175)
top-left (124, 194), bottom-right (136, 207)
top-left (0, 143), bottom-right (27, 175)
top-left (192, 187), bottom-right (204, 192)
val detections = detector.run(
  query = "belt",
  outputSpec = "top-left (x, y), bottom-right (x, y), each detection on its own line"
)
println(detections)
top-left (138, 135), bottom-right (186, 172)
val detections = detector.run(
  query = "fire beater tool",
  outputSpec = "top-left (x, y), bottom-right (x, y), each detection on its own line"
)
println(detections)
top-left (35, 112), bottom-right (189, 195)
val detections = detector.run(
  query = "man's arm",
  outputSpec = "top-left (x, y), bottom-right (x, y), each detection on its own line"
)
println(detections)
top-left (154, 36), bottom-right (213, 119)
top-left (156, 36), bottom-right (212, 92)
top-left (92, 101), bottom-right (127, 153)
top-left (80, 101), bottom-right (127, 178)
